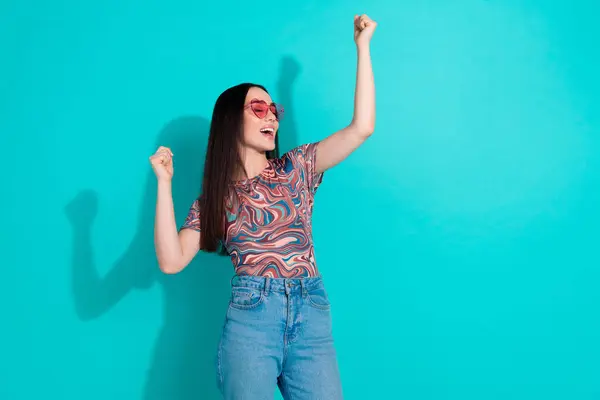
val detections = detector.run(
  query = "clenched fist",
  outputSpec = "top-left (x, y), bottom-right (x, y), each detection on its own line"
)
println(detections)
top-left (149, 146), bottom-right (174, 181)
top-left (354, 14), bottom-right (377, 47)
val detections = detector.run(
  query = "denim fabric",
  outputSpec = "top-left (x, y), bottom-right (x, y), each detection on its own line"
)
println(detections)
top-left (216, 275), bottom-right (343, 399)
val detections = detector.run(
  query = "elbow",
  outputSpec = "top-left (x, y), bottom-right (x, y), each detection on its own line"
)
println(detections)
top-left (355, 124), bottom-right (375, 138)
top-left (158, 261), bottom-right (184, 274)
top-left (351, 120), bottom-right (375, 138)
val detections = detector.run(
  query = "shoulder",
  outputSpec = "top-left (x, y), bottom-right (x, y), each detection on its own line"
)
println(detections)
top-left (279, 142), bottom-right (320, 169)
top-left (283, 142), bottom-right (317, 159)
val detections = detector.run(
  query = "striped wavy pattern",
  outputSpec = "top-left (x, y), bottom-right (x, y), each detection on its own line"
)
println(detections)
top-left (182, 143), bottom-right (323, 278)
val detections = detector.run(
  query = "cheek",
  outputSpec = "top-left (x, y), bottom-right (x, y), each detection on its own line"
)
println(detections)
top-left (243, 118), bottom-right (260, 141)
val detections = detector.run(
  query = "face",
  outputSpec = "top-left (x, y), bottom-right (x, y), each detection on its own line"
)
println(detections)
top-left (241, 86), bottom-right (280, 154)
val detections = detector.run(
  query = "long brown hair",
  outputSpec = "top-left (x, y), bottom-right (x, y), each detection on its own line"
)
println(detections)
top-left (199, 83), bottom-right (279, 252)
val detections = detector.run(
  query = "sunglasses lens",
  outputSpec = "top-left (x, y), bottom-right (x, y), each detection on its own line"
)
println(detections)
top-left (273, 104), bottom-right (284, 120)
top-left (249, 100), bottom-right (284, 120)
top-left (267, 104), bottom-right (283, 120)
top-left (251, 102), bottom-right (268, 118)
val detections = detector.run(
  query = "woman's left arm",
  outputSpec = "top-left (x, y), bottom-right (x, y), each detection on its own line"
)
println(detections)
top-left (315, 14), bottom-right (377, 174)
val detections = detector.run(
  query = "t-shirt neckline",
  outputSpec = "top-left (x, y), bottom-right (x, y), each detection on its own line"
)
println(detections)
top-left (231, 159), bottom-right (273, 186)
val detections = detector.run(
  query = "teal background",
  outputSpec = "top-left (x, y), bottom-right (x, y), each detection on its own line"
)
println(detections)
top-left (2, 0), bottom-right (599, 399)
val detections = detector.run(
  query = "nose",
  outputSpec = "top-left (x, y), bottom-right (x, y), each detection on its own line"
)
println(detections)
top-left (266, 112), bottom-right (277, 122)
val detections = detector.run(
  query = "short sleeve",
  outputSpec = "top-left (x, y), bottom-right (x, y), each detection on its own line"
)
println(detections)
top-left (180, 198), bottom-right (201, 232)
top-left (284, 142), bottom-right (324, 196)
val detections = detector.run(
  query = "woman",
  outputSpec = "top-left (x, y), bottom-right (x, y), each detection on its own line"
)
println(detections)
top-left (150, 14), bottom-right (376, 400)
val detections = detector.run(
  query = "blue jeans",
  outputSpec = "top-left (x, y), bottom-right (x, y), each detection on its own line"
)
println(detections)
top-left (216, 275), bottom-right (343, 399)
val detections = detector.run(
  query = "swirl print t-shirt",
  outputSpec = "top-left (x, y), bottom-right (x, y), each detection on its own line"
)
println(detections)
top-left (181, 142), bottom-right (324, 278)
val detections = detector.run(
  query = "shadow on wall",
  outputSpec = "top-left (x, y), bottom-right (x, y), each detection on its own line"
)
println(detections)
top-left (63, 55), bottom-right (302, 400)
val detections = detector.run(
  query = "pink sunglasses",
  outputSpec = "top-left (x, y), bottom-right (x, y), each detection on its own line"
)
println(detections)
top-left (243, 98), bottom-right (285, 121)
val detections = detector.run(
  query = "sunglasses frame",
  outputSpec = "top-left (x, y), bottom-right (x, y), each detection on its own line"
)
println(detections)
top-left (243, 98), bottom-right (284, 121)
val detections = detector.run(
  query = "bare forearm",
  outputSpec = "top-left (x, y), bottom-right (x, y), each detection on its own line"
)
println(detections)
top-left (154, 180), bottom-right (183, 272)
top-left (314, 38), bottom-right (377, 173)
top-left (352, 43), bottom-right (375, 133)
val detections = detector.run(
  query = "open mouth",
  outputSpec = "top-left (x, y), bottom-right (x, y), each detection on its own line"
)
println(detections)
top-left (260, 127), bottom-right (275, 139)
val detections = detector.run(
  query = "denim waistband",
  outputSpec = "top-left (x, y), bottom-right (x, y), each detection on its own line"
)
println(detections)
top-left (230, 274), bottom-right (324, 294)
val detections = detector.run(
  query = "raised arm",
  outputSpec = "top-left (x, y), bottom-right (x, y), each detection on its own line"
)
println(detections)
top-left (315, 14), bottom-right (377, 174)
top-left (150, 146), bottom-right (200, 274)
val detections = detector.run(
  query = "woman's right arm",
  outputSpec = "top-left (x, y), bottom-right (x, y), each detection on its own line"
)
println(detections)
top-left (150, 146), bottom-right (200, 274)
top-left (154, 179), bottom-right (200, 274)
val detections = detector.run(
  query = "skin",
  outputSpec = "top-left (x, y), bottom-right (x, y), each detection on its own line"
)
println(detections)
top-left (235, 86), bottom-right (280, 181)
top-left (151, 14), bottom-right (377, 274)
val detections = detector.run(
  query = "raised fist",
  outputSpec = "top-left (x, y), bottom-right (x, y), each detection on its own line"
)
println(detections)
top-left (149, 146), bottom-right (174, 181)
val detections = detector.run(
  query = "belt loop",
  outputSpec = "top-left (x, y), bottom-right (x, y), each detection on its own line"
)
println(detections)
top-left (300, 278), bottom-right (307, 297)
top-left (264, 277), bottom-right (270, 296)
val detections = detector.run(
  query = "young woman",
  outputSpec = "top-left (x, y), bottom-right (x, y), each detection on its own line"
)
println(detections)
top-left (150, 14), bottom-right (376, 400)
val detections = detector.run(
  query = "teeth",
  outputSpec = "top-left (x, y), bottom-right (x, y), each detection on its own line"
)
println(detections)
top-left (260, 128), bottom-right (274, 134)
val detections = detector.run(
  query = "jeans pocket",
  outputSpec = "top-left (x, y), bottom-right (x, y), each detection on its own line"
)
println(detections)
top-left (306, 286), bottom-right (331, 310)
top-left (229, 286), bottom-right (265, 310)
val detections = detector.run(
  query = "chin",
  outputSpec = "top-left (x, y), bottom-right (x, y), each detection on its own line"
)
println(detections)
top-left (262, 145), bottom-right (276, 154)
top-left (246, 133), bottom-right (277, 153)
top-left (256, 139), bottom-right (276, 153)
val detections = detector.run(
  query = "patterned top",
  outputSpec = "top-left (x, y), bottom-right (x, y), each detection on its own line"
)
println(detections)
top-left (181, 142), bottom-right (324, 278)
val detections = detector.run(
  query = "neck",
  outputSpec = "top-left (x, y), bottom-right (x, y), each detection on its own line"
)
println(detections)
top-left (234, 148), bottom-right (268, 181)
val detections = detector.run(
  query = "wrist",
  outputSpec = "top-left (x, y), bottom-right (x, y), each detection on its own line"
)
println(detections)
top-left (157, 178), bottom-right (172, 188)
top-left (356, 42), bottom-right (371, 52)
